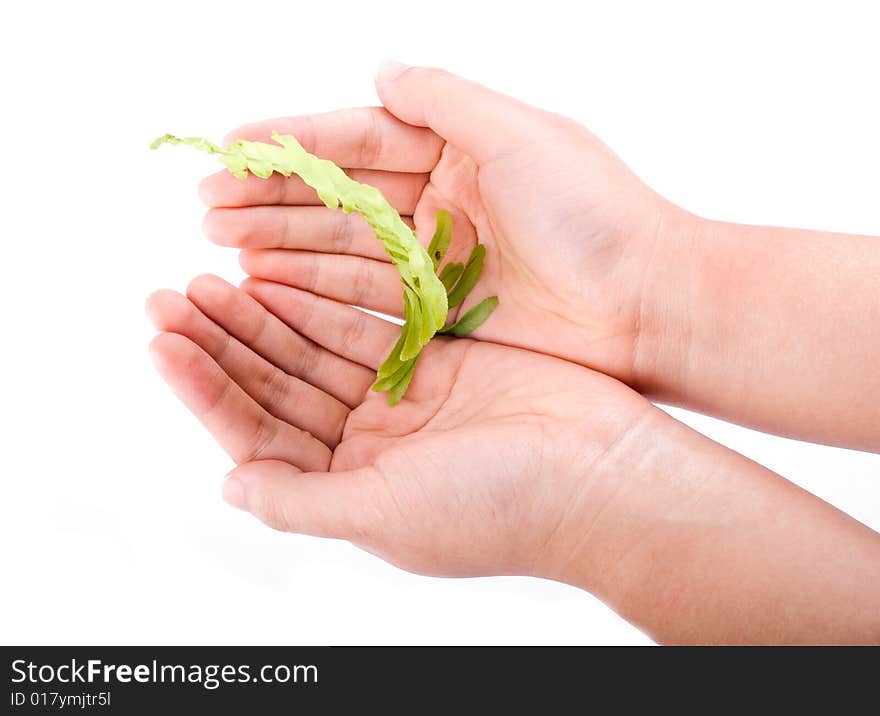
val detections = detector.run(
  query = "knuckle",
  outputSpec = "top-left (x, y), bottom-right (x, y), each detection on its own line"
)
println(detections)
top-left (296, 292), bottom-right (321, 336)
top-left (302, 255), bottom-right (322, 293)
top-left (204, 373), bottom-right (234, 416)
top-left (295, 339), bottom-right (320, 382)
top-left (278, 206), bottom-right (291, 247)
top-left (212, 329), bottom-right (234, 363)
top-left (243, 416), bottom-right (280, 463)
top-left (357, 109), bottom-right (384, 168)
top-left (258, 365), bottom-right (291, 416)
top-left (350, 259), bottom-right (373, 306)
top-left (340, 310), bottom-right (366, 347)
top-left (331, 212), bottom-right (356, 254)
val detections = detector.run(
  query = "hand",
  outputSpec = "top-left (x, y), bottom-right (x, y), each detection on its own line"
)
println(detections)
top-left (199, 64), bottom-right (880, 450)
top-left (146, 274), bottom-right (650, 578)
top-left (146, 275), bottom-right (880, 643)
top-left (199, 64), bottom-right (684, 392)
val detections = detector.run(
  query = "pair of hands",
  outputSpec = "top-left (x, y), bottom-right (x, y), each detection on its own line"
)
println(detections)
top-left (149, 63), bottom-right (665, 576)
top-left (148, 63), bottom-right (880, 643)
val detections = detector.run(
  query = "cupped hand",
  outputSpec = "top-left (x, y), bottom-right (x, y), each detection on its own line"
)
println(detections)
top-left (146, 274), bottom-right (651, 579)
top-left (199, 64), bottom-right (689, 391)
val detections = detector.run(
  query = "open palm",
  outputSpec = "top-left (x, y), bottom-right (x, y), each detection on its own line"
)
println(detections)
top-left (147, 274), bottom-right (649, 578)
top-left (200, 68), bottom-right (678, 391)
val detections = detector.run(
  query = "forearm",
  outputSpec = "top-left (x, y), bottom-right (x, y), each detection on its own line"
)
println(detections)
top-left (550, 408), bottom-right (880, 644)
top-left (637, 209), bottom-right (880, 450)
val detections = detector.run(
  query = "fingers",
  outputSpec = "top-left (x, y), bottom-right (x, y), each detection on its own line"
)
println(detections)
top-left (222, 106), bottom-right (444, 172)
top-left (184, 274), bottom-right (376, 409)
top-left (241, 278), bottom-right (400, 372)
top-left (223, 459), bottom-right (388, 540)
top-left (375, 62), bottom-right (543, 165)
top-left (203, 205), bottom-right (405, 262)
top-left (199, 167), bottom-right (427, 213)
top-left (146, 289), bottom-right (349, 448)
top-left (149, 333), bottom-right (331, 473)
top-left (239, 249), bottom-right (404, 318)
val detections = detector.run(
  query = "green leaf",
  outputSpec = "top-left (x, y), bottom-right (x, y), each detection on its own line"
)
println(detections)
top-left (375, 330), bottom-right (408, 380)
top-left (372, 355), bottom-right (417, 392)
top-left (446, 244), bottom-right (486, 308)
top-left (387, 354), bottom-right (420, 405)
top-left (153, 131), bottom-right (450, 403)
top-left (438, 262), bottom-right (465, 293)
top-left (439, 296), bottom-right (499, 336)
top-left (149, 134), bottom-right (223, 154)
top-left (426, 210), bottom-right (452, 270)
top-left (401, 286), bottom-right (424, 361)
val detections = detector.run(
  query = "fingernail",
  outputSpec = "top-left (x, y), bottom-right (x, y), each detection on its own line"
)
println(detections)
top-left (376, 59), bottom-right (409, 83)
top-left (222, 474), bottom-right (247, 511)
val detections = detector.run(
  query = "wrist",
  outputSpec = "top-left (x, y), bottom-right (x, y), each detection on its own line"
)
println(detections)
top-left (629, 203), bottom-right (710, 401)
top-left (533, 402), bottom-right (729, 624)
top-left (529, 401), bottom-right (683, 595)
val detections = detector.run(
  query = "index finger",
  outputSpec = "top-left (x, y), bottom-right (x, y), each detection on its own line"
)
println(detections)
top-left (224, 107), bottom-right (444, 173)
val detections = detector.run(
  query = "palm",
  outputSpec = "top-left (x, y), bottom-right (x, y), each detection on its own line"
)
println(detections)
top-left (413, 133), bottom-right (660, 379)
top-left (147, 273), bottom-right (645, 577)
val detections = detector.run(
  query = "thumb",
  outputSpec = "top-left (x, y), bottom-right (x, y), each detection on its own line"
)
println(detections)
top-left (223, 459), bottom-right (386, 540)
top-left (375, 61), bottom-right (542, 164)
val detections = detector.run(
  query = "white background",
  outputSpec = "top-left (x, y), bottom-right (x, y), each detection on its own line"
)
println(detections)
top-left (2, 0), bottom-right (877, 645)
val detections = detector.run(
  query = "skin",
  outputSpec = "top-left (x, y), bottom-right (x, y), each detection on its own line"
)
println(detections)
top-left (200, 62), bottom-right (880, 451)
top-left (149, 63), bottom-right (880, 643)
top-left (147, 276), bottom-right (880, 644)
